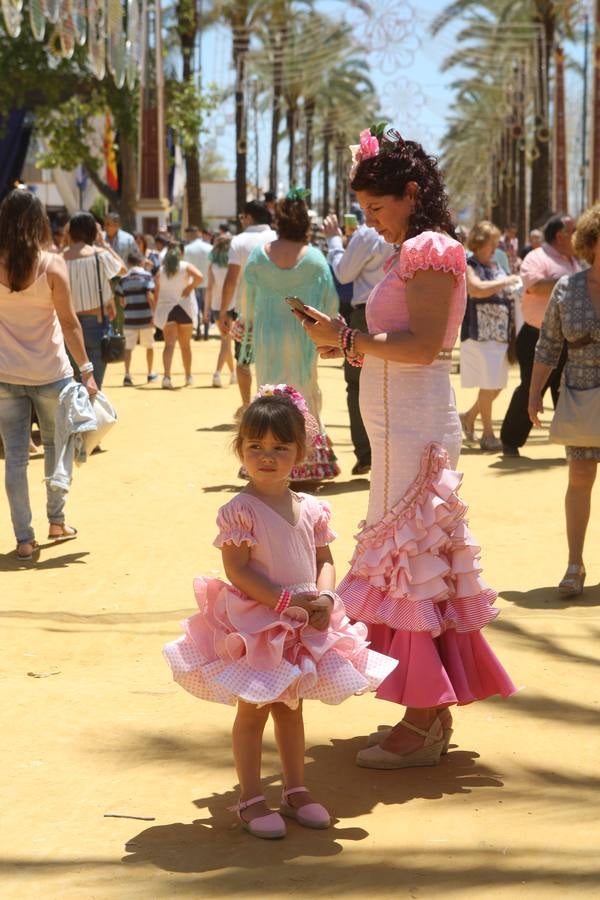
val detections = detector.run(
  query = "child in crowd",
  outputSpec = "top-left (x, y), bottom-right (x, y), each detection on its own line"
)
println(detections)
top-left (164, 385), bottom-right (396, 839)
top-left (115, 249), bottom-right (157, 386)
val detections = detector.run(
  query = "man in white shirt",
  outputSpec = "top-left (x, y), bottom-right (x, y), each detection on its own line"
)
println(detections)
top-left (326, 214), bottom-right (394, 474)
top-left (184, 226), bottom-right (213, 340)
top-left (219, 201), bottom-right (276, 413)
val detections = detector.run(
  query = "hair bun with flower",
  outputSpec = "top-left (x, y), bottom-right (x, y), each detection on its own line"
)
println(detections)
top-left (349, 122), bottom-right (405, 178)
top-left (285, 185), bottom-right (311, 202)
top-left (256, 383), bottom-right (320, 445)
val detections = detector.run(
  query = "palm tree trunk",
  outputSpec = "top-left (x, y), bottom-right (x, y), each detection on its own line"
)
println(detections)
top-left (529, 1), bottom-right (554, 226)
top-left (322, 127), bottom-right (331, 216)
top-left (233, 20), bottom-right (250, 217)
top-left (304, 97), bottom-right (315, 195)
top-left (179, 0), bottom-right (202, 225)
top-left (287, 105), bottom-right (297, 185)
top-left (268, 25), bottom-right (285, 193)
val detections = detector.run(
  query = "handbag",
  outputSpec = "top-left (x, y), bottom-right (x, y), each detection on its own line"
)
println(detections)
top-left (95, 252), bottom-right (125, 363)
top-left (549, 382), bottom-right (600, 447)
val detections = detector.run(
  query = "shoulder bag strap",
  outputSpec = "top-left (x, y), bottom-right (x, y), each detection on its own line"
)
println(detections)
top-left (94, 251), bottom-right (107, 322)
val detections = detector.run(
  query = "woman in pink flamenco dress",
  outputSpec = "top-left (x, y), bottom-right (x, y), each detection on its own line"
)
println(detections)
top-left (296, 125), bottom-right (517, 769)
top-left (164, 388), bottom-right (397, 838)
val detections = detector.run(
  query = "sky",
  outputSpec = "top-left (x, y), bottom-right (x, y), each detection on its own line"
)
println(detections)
top-left (197, 0), bottom-right (464, 194)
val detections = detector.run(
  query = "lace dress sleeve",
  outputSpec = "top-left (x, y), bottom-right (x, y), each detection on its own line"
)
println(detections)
top-left (535, 278), bottom-right (566, 368)
top-left (398, 232), bottom-right (466, 282)
top-left (213, 500), bottom-right (257, 548)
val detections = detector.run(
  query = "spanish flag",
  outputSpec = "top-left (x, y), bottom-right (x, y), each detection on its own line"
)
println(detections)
top-left (103, 112), bottom-right (119, 191)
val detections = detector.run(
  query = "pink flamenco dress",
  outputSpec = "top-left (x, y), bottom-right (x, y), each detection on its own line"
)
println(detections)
top-left (338, 231), bottom-right (517, 709)
top-left (163, 492), bottom-right (397, 708)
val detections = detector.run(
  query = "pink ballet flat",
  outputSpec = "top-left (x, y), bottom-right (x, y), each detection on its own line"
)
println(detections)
top-left (229, 794), bottom-right (286, 840)
top-left (280, 786), bottom-right (330, 829)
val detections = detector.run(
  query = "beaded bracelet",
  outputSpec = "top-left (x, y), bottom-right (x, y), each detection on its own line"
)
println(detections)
top-left (275, 589), bottom-right (292, 614)
top-left (337, 326), bottom-right (351, 354)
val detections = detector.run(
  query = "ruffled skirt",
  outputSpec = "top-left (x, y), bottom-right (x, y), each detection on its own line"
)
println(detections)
top-left (338, 443), bottom-right (516, 708)
top-left (163, 578), bottom-right (398, 709)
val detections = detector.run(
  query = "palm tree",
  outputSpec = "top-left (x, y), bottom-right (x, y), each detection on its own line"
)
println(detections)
top-left (433, 0), bottom-right (582, 228)
top-left (175, 0), bottom-right (203, 225)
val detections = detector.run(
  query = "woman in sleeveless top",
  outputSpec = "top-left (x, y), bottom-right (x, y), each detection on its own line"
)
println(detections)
top-left (298, 128), bottom-right (516, 770)
top-left (0, 190), bottom-right (98, 560)
top-left (63, 212), bottom-right (126, 389)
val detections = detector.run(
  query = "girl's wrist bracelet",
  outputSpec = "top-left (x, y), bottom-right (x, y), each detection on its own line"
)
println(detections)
top-left (318, 590), bottom-right (336, 605)
top-left (80, 361), bottom-right (94, 374)
top-left (275, 589), bottom-right (291, 614)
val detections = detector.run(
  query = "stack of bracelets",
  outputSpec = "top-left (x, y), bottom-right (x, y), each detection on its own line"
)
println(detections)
top-left (337, 324), bottom-right (365, 368)
top-left (275, 589), bottom-right (292, 614)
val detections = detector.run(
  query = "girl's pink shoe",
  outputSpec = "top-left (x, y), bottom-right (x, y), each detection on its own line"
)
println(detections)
top-left (280, 786), bottom-right (330, 829)
top-left (229, 794), bottom-right (286, 840)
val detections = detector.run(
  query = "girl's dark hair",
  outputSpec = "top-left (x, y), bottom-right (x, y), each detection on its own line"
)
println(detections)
top-left (0, 189), bottom-right (52, 291)
top-left (234, 395), bottom-right (306, 461)
top-left (350, 139), bottom-right (456, 240)
top-left (275, 197), bottom-right (310, 242)
top-left (69, 211), bottom-right (98, 244)
top-left (163, 244), bottom-right (181, 277)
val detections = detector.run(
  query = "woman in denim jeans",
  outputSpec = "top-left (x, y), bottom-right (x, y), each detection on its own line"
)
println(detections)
top-left (63, 212), bottom-right (125, 388)
top-left (0, 190), bottom-right (98, 560)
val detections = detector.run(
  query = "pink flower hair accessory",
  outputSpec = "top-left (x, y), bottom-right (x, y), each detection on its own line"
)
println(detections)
top-left (256, 383), bottom-right (320, 447)
top-left (349, 121), bottom-right (404, 178)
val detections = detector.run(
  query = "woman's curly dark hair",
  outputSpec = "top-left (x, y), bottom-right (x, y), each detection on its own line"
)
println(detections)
top-left (350, 137), bottom-right (456, 241)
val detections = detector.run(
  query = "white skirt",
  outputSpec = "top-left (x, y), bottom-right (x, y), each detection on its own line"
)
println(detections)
top-left (460, 339), bottom-right (508, 390)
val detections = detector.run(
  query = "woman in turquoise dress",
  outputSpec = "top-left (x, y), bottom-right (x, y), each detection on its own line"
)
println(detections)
top-left (242, 192), bottom-right (340, 481)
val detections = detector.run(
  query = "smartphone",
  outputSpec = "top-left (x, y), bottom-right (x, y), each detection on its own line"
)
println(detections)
top-left (285, 296), bottom-right (318, 323)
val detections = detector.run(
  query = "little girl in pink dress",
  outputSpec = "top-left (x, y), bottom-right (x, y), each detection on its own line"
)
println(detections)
top-left (164, 386), bottom-right (396, 839)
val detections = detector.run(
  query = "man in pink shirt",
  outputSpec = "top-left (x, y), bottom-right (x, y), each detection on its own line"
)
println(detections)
top-left (500, 214), bottom-right (580, 456)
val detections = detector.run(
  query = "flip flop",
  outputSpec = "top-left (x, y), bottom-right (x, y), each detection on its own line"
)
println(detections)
top-left (16, 540), bottom-right (39, 561)
top-left (47, 525), bottom-right (78, 541)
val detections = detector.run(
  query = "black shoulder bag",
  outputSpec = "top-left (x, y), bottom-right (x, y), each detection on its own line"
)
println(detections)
top-left (95, 252), bottom-right (126, 363)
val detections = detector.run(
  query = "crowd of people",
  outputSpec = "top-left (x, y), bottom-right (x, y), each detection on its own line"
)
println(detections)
top-left (1, 123), bottom-right (598, 840)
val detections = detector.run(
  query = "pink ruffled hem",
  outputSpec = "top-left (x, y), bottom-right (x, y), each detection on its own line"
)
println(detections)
top-left (338, 442), bottom-right (516, 705)
top-left (163, 577), bottom-right (397, 709)
top-left (339, 443), bottom-right (498, 636)
top-left (366, 622), bottom-right (516, 708)
top-left (290, 433), bottom-right (340, 482)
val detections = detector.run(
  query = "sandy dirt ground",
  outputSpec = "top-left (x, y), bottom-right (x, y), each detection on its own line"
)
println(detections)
top-left (1, 338), bottom-right (599, 899)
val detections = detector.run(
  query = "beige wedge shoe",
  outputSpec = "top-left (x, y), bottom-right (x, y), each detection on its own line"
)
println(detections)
top-left (356, 717), bottom-right (445, 769)
top-left (366, 709), bottom-right (454, 754)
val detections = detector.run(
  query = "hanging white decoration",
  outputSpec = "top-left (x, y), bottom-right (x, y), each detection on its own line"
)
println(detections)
top-left (29, 0), bottom-right (46, 40)
top-left (87, 0), bottom-right (107, 81)
top-left (125, 0), bottom-right (141, 89)
top-left (2, 0), bottom-right (23, 38)
top-left (107, 0), bottom-right (126, 88)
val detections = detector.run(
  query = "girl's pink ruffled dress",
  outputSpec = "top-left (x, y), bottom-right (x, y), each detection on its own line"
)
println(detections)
top-left (163, 492), bottom-right (397, 709)
top-left (338, 232), bottom-right (517, 709)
